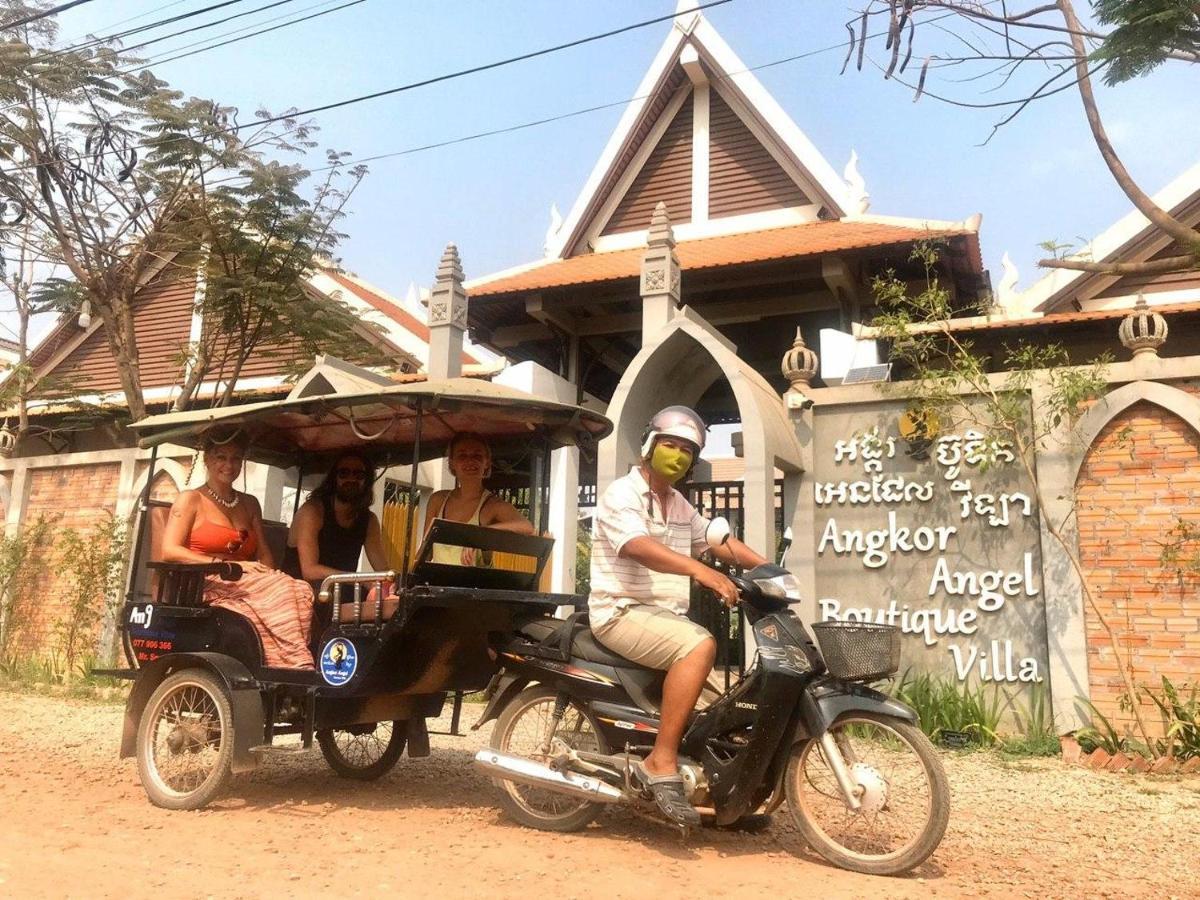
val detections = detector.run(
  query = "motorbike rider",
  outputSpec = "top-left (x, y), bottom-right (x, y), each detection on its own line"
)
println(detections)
top-left (588, 406), bottom-right (768, 827)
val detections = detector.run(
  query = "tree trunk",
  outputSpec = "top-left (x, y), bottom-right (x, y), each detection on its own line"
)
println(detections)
top-left (1058, 0), bottom-right (1200, 252)
top-left (96, 296), bottom-right (147, 422)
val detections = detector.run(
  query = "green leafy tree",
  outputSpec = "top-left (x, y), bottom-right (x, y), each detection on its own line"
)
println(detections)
top-left (0, 513), bottom-right (54, 666)
top-left (872, 240), bottom-right (1157, 749)
top-left (0, 1), bottom-right (375, 422)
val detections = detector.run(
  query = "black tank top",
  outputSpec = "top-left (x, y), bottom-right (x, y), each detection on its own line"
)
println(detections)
top-left (282, 496), bottom-right (369, 577)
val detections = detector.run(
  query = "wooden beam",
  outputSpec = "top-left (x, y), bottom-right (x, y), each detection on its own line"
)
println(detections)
top-left (490, 322), bottom-right (554, 348)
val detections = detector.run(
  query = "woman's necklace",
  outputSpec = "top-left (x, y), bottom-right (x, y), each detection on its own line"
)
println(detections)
top-left (205, 484), bottom-right (240, 509)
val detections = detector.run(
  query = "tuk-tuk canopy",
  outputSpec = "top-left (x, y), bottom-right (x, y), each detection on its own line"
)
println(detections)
top-left (129, 378), bottom-right (612, 469)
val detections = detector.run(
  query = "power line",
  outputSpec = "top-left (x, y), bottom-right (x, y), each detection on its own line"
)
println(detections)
top-left (227, 0), bottom-right (736, 133)
top-left (2, 0), bottom-right (98, 31)
top-left (1, 0), bottom-right (736, 173)
top-left (113, 0), bottom-right (305, 58)
top-left (60, 0), bottom-right (255, 55)
top-left (59, 0), bottom-right (191, 44)
top-left (129, 0), bottom-right (365, 72)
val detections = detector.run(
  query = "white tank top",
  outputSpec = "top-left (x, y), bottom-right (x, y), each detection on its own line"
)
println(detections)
top-left (430, 490), bottom-right (490, 566)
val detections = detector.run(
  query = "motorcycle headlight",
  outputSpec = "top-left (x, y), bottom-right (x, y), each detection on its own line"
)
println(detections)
top-left (754, 573), bottom-right (802, 601)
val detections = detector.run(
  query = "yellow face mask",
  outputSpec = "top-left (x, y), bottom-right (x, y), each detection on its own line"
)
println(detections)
top-left (649, 443), bottom-right (693, 483)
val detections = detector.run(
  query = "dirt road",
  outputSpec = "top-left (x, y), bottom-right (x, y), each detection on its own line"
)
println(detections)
top-left (0, 690), bottom-right (1197, 899)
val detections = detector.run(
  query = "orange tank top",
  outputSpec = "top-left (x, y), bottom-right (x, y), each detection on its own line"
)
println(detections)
top-left (188, 521), bottom-right (258, 560)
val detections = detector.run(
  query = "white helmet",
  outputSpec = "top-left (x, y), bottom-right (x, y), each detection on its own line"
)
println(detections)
top-left (640, 405), bottom-right (706, 458)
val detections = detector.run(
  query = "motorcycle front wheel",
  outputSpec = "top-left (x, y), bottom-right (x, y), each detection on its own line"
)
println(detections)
top-left (785, 712), bottom-right (949, 876)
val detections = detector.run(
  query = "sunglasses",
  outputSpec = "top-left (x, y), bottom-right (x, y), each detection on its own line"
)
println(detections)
top-left (336, 468), bottom-right (368, 480)
top-left (224, 529), bottom-right (250, 554)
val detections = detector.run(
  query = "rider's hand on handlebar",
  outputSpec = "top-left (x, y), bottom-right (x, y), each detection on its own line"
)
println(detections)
top-left (694, 565), bottom-right (738, 608)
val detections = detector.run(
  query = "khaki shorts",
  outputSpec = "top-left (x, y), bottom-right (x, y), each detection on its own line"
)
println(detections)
top-left (592, 604), bottom-right (714, 670)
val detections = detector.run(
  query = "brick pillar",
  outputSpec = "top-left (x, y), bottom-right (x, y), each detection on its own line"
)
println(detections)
top-left (640, 202), bottom-right (681, 345)
top-left (428, 243), bottom-right (467, 380)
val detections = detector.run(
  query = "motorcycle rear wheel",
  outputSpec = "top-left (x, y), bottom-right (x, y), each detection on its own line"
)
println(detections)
top-left (785, 712), bottom-right (949, 876)
top-left (490, 685), bottom-right (609, 832)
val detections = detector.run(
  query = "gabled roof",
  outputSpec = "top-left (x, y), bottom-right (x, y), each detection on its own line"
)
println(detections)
top-left (545, 5), bottom-right (850, 260)
top-left (470, 218), bottom-right (980, 297)
top-left (1020, 162), bottom-right (1200, 313)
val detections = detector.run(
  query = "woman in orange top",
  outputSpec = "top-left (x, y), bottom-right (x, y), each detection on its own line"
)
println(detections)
top-left (162, 430), bottom-right (317, 670)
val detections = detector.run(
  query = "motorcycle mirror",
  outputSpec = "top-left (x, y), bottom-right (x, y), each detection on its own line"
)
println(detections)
top-left (706, 517), bottom-right (731, 549)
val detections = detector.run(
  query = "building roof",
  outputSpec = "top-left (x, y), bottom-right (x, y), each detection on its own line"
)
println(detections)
top-left (1017, 161), bottom-right (1200, 313)
top-left (316, 270), bottom-right (482, 367)
top-left (547, 5), bottom-right (851, 260)
top-left (471, 219), bottom-right (980, 298)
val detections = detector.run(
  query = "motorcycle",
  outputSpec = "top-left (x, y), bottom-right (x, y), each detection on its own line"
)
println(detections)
top-left (472, 520), bottom-right (949, 876)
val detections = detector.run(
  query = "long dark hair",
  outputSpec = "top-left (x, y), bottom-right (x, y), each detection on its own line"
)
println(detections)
top-left (309, 452), bottom-right (377, 514)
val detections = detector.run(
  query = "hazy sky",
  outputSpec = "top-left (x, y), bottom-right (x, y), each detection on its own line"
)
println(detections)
top-left (52, 1), bottom-right (1200, 308)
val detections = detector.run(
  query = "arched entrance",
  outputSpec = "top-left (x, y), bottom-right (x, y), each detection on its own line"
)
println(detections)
top-left (1075, 399), bottom-right (1200, 733)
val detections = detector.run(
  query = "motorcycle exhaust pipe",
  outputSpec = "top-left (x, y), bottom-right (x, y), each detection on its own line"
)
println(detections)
top-left (474, 748), bottom-right (625, 804)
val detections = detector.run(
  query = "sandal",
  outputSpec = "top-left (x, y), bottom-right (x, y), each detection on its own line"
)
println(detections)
top-left (632, 761), bottom-right (701, 828)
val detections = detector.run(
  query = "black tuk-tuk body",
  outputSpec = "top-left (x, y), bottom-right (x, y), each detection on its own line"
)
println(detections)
top-left (109, 379), bottom-right (609, 809)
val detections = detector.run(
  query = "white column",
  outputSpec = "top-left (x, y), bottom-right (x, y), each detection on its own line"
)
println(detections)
top-left (548, 445), bottom-right (580, 596)
top-left (640, 202), bottom-right (681, 343)
top-left (691, 81), bottom-right (710, 224)
top-left (427, 243), bottom-right (467, 381)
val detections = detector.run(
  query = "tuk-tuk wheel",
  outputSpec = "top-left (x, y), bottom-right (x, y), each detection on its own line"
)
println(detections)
top-left (316, 721), bottom-right (406, 780)
top-left (136, 669), bottom-right (235, 810)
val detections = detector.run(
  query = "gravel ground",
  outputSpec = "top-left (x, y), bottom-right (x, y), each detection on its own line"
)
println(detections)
top-left (0, 688), bottom-right (1197, 899)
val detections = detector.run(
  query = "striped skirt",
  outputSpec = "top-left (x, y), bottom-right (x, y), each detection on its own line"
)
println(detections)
top-left (205, 569), bottom-right (316, 670)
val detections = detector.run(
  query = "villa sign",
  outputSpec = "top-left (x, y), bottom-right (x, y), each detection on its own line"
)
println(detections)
top-left (812, 400), bottom-right (1049, 688)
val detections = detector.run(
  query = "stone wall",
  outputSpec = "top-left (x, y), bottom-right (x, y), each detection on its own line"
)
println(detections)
top-left (1076, 401), bottom-right (1200, 732)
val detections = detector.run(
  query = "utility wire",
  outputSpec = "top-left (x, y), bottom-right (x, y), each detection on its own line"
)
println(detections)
top-left (57, 0), bottom-right (255, 56)
top-left (2, 0), bottom-right (98, 31)
top-left (109, 0), bottom-right (304, 58)
top-left (59, 0), bottom-right (191, 44)
top-left (129, 0), bottom-right (364, 72)
top-left (1, 0), bottom-right (736, 173)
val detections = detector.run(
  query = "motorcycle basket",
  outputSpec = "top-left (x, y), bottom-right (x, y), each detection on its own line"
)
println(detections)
top-left (811, 621), bottom-right (901, 682)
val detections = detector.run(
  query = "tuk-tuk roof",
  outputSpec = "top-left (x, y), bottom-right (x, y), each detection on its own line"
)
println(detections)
top-left (128, 378), bottom-right (612, 468)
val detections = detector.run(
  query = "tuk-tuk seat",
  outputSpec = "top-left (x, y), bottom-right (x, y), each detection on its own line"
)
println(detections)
top-left (137, 500), bottom-right (291, 606)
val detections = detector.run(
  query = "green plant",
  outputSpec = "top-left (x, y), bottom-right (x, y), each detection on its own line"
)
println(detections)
top-left (0, 514), bottom-right (56, 665)
top-left (892, 671), bottom-right (1005, 748)
top-left (1002, 682), bottom-right (1060, 757)
top-left (53, 514), bottom-right (128, 682)
top-left (1074, 695), bottom-right (1147, 757)
top-left (1143, 676), bottom-right (1200, 762)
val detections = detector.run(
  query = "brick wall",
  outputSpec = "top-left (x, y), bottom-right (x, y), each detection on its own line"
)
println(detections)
top-left (15, 463), bottom-right (121, 658)
top-left (1075, 401), bottom-right (1200, 734)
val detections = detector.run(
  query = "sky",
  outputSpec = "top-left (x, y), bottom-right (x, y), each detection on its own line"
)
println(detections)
top-left (41, 0), bottom-right (1200, 319)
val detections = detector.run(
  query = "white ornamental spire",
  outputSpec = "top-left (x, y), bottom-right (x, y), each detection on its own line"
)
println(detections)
top-left (843, 150), bottom-right (870, 216)
top-left (543, 203), bottom-right (563, 258)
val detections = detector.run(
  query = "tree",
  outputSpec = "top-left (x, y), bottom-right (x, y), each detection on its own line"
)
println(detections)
top-left (0, 1), bottom-right (376, 422)
top-left (872, 240), bottom-right (1158, 748)
top-left (845, 1), bottom-right (1200, 279)
top-left (173, 152), bottom-right (382, 411)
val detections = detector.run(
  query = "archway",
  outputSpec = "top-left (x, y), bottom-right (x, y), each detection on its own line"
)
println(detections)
top-left (600, 307), bottom-right (803, 558)
top-left (1074, 399), bottom-right (1200, 734)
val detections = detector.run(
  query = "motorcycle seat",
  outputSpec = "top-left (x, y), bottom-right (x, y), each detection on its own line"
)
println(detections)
top-left (515, 615), bottom-right (653, 670)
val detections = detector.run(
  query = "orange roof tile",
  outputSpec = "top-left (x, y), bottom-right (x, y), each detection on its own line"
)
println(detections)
top-left (472, 220), bottom-right (976, 297)
top-left (326, 271), bottom-right (479, 366)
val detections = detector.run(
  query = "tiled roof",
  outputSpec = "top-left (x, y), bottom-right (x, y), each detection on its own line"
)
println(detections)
top-left (472, 220), bottom-right (976, 297)
top-left (325, 271), bottom-right (479, 366)
top-left (947, 299), bottom-right (1200, 332)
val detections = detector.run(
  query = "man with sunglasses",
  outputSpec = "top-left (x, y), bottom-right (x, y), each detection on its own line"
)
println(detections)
top-left (283, 452), bottom-right (389, 591)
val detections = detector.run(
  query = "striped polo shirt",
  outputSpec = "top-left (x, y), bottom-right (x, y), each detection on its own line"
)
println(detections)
top-left (588, 466), bottom-right (709, 627)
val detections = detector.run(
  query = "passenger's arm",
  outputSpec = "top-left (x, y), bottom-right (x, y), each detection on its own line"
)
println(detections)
top-left (363, 513), bottom-right (390, 571)
top-left (422, 491), bottom-right (448, 538)
top-left (161, 492), bottom-right (210, 564)
top-left (247, 497), bottom-right (275, 570)
top-left (620, 536), bottom-right (738, 606)
top-left (481, 497), bottom-right (535, 535)
top-left (292, 502), bottom-right (344, 581)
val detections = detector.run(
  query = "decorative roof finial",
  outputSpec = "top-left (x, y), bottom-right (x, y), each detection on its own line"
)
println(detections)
top-left (1119, 294), bottom-right (1168, 358)
top-left (0, 419), bottom-right (15, 458)
top-left (543, 203), bottom-right (563, 258)
top-left (843, 150), bottom-right (870, 216)
top-left (647, 201), bottom-right (676, 250)
top-left (995, 252), bottom-right (1020, 311)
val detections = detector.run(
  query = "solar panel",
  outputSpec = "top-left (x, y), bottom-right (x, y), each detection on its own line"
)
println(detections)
top-left (841, 363), bottom-right (892, 384)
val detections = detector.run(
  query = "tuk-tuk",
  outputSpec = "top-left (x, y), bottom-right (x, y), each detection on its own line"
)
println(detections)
top-left (110, 378), bottom-right (611, 810)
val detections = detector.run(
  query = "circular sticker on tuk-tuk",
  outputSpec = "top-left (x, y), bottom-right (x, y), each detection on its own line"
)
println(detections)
top-left (320, 638), bottom-right (358, 686)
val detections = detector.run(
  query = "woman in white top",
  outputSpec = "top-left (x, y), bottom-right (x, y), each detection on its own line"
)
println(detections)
top-left (423, 432), bottom-right (533, 565)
